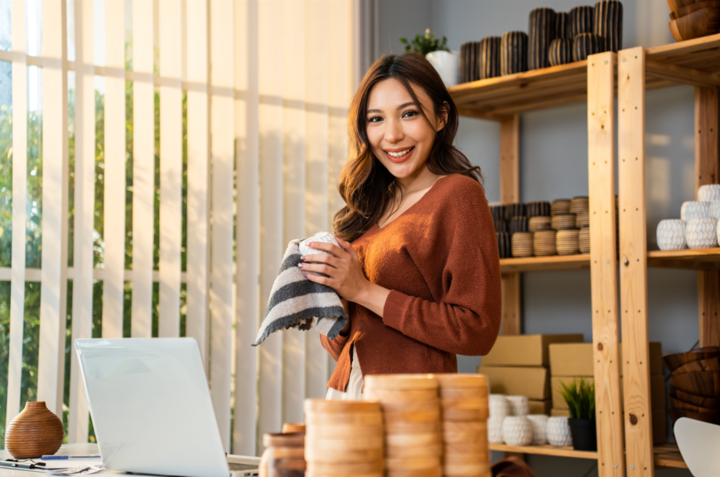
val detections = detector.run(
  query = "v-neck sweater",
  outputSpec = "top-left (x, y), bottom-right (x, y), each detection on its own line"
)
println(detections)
top-left (321, 173), bottom-right (502, 392)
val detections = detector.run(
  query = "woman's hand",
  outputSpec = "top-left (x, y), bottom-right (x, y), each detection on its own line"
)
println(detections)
top-left (299, 237), bottom-right (369, 303)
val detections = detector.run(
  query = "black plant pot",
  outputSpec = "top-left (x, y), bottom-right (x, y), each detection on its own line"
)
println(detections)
top-left (568, 419), bottom-right (597, 451)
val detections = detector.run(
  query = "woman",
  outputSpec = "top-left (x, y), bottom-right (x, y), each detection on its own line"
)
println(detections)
top-left (299, 53), bottom-right (502, 399)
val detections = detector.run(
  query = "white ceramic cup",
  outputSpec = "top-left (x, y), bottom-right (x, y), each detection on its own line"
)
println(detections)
top-left (489, 394), bottom-right (511, 420)
top-left (426, 50), bottom-right (459, 87)
top-left (502, 416), bottom-right (533, 446)
top-left (698, 184), bottom-right (720, 203)
top-left (656, 219), bottom-right (687, 251)
top-left (710, 201), bottom-right (720, 221)
top-left (686, 217), bottom-right (718, 249)
top-left (527, 414), bottom-right (549, 445)
top-left (488, 416), bottom-right (505, 444)
top-left (681, 201), bottom-right (711, 221)
top-left (546, 416), bottom-right (573, 447)
top-left (505, 395), bottom-right (529, 417)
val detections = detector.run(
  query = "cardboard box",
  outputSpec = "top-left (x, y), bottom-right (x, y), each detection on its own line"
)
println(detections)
top-left (549, 342), bottom-right (664, 377)
top-left (482, 334), bottom-right (584, 367)
top-left (551, 374), bottom-right (666, 411)
top-left (549, 409), bottom-right (666, 444)
top-left (478, 366), bottom-right (549, 400)
top-left (551, 408), bottom-right (570, 417)
top-left (528, 399), bottom-right (552, 415)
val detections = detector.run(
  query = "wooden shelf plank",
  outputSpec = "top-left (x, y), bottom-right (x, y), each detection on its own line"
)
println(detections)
top-left (490, 443), bottom-right (598, 459)
top-left (653, 444), bottom-right (687, 469)
top-left (499, 254), bottom-right (591, 273)
top-left (647, 248), bottom-right (720, 270)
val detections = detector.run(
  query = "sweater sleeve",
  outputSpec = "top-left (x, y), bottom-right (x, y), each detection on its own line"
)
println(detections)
top-left (320, 333), bottom-right (348, 362)
top-left (381, 179), bottom-right (502, 356)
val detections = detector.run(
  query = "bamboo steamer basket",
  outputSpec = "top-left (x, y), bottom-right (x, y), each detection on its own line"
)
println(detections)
top-left (260, 432), bottom-right (305, 477)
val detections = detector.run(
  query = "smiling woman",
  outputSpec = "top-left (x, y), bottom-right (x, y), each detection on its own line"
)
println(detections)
top-left (304, 53), bottom-right (502, 401)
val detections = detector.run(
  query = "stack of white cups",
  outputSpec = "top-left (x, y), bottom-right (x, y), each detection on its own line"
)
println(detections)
top-left (488, 395), bottom-right (510, 444)
top-left (657, 185), bottom-right (720, 250)
top-left (502, 396), bottom-right (532, 446)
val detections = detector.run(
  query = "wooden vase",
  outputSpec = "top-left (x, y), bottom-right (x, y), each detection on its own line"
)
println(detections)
top-left (570, 6), bottom-right (595, 38)
top-left (529, 7), bottom-right (557, 70)
top-left (555, 12), bottom-right (571, 39)
top-left (549, 38), bottom-right (573, 66)
top-left (479, 36), bottom-right (501, 79)
top-left (501, 31), bottom-right (528, 76)
top-left (594, 0), bottom-right (623, 53)
top-left (573, 33), bottom-right (602, 61)
top-left (6, 401), bottom-right (64, 459)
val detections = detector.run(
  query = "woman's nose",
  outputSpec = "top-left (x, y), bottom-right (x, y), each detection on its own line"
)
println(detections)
top-left (384, 119), bottom-right (404, 143)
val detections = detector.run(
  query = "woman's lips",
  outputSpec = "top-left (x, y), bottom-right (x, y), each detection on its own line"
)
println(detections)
top-left (384, 147), bottom-right (415, 164)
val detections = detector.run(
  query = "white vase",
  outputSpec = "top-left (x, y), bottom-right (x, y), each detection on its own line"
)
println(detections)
top-left (488, 416), bottom-right (505, 444)
top-left (502, 416), bottom-right (533, 446)
top-left (681, 201), bottom-right (711, 221)
top-left (527, 414), bottom-right (549, 445)
top-left (426, 50), bottom-right (459, 87)
top-left (710, 201), bottom-right (720, 221)
top-left (698, 184), bottom-right (720, 202)
top-left (546, 417), bottom-right (573, 447)
top-left (505, 395), bottom-right (529, 417)
top-left (656, 219), bottom-right (687, 251)
top-left (686, 218), bottom-right (718, 249)
top-left (489, 394), bottom-right (511, 420)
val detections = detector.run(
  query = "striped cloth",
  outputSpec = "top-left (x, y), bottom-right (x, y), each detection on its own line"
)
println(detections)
top-left (252, 238), bottom-right (348, 346)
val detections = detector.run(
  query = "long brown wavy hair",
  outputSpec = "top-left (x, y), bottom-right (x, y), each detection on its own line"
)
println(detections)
top-left (334, 53), bottom-right (483, 242)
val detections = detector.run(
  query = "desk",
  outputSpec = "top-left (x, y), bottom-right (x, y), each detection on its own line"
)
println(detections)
top-left (0, 444), bottom-right (258, 476)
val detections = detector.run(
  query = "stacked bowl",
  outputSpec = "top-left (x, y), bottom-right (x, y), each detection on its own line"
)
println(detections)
top-left (668, 0), bottom-right (720, 42)
top-left (364, 375), bottom-right (442, 477)
top-left (664, 347), bottom-right (720, 426)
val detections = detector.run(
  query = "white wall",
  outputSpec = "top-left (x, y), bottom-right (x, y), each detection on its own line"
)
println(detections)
top-left (377, 1), bottom-right (697, 475)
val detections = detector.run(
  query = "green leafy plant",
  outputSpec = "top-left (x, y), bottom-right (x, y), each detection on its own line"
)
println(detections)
top-left (559, 378), bottom-right (596, 420)
top-left (400, 28), bottom-right (450, 56)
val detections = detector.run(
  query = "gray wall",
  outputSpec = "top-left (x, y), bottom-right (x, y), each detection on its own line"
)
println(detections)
top-left (377, 1), bottom-right (697, 475)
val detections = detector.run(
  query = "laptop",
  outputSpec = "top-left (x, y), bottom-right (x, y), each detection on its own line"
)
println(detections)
top-left (75, 338), bottom-right (260, 477)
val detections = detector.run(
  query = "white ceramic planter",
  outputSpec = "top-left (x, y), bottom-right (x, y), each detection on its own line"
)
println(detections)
top-left (710, 201), bottom-right (720, 221)
top-left (546, 416), bottom-right (573, 447)
top-left (698, 184), bottom-right (720, 202)
top-left (426, 50), bottom-right (459, 87)
top-left (681, 201), bottom-right (711, 221)
top-left (502, 416), bottom-right (533, 446)
top-left (656, 219), bottom-right (687, 251)
top-left (527, 414), bottom-right (549, 445)
top-left (686, 218), bottom-right (718, 249)
top-left (489, 394), bottom-right (511, 420)
top-left (505, 395), bottom-right (529, 417)
top-left (488, 417), bottom-right (505, 444)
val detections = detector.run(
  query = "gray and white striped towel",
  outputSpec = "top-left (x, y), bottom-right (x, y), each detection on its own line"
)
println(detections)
top-left (252, 238), bottom-right (349, 346)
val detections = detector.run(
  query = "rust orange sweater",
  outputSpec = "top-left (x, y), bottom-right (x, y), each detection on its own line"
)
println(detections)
top-left (321, 173), bottom-right (502, 392)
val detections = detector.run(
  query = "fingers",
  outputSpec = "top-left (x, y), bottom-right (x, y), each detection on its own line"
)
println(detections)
top-left (307, 241), bottom-right (345, 257)
top-left (299, 262), bottom-right (336, 276)
top-left (301, 253), bottom-right (339, 268)
top-left (336, 236), bottom-right (360, 259)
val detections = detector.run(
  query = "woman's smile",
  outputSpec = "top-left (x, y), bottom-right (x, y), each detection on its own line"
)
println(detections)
top-left (384, 146), bottom-right (415, 163)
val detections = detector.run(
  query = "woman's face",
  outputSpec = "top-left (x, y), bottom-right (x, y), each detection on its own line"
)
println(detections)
top-left (365, 78), bottom-right (446, 181)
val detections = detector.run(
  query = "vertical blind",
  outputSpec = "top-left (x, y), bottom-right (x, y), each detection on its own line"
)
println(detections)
top-left (0, 0), bottom-right (359, 455)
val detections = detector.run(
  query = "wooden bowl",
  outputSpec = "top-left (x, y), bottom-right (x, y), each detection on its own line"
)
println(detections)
top-left (670, 407), bottom-right (720, 425)
top-left (673, 356), bottom-right (720, 375)
top-left (670, 386), bottom-right (720, 408)
top-left (669, 8), bottom-right (720, 41)
top-left (670, 395), bottom-right (720, 415)
top-left (667, 0), bottom-right (698, 12)
top-left (670, 371), bottom-right (720, 397)
top-left (670, 1), bottom-right (720, 20)
top-left (663, 347), bottom-right (720, 373)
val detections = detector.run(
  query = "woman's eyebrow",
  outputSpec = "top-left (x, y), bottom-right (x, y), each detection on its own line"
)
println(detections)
top-left (366, 102), bottom-right (417, 115)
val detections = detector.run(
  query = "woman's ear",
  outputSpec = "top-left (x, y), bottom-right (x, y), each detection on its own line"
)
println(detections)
top-left (436, 101), bottom-right (449, 132)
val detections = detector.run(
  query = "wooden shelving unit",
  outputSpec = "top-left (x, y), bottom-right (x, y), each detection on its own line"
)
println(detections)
top-left (450, 32), bottom-right (720, 477)
top-left (489, 444), bottom-right (597, 460)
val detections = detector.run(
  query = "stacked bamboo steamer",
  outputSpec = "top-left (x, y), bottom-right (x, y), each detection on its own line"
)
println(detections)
top-left (364, 374), bottom-right (442, 477)
top-left (556, 229), bottom-right (580, 255)
top-left (436, 374), bottom-right (491, 477)
top-left (579, 227), bottom-right (590, 253)
top-left (511, 232), bottom-right (533, 257)
top-left (304, 400), bottom-right (384, 477)
top-left (533, 230), bottom-right (557, 256)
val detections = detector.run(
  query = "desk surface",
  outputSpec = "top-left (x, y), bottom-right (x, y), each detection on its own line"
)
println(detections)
top-left (0, 443), bottom-right (257, 476)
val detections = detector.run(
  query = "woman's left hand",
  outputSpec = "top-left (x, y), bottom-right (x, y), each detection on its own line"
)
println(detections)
top-left (300, 237), bottom-right (369, 303)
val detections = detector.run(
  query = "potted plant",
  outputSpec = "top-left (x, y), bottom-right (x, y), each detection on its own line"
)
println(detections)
top-left (400, 29), bottom-right (458, 87)
top-left (559, 378), bottom-right (597, 451)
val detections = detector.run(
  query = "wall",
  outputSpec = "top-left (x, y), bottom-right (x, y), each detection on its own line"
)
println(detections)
top-left (377, 1), bottom-right (697, 475)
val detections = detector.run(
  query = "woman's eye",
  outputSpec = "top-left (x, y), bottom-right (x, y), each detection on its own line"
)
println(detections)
top-left (403, 110), bottom-right (418, 118)
top-left (368, 116), bottom-right (382, 123)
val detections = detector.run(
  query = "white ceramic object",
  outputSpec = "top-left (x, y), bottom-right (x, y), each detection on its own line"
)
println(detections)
top-left (681, 201), bottom-right (711, 221)
top-left (502, 416), bottom-right (533, 446)
top-left (710, 201), bottom-right (720, 221)
top-left (505, 395), bottom-right (529, 417)
top-left (527, 414), bottom-right (549, 445)
top-left (698, 184), bottom-right (720, 202)
top-left (546, 417), bottom-right (573, 447)
top-left (686, 218), bottom-right (718, 249)
top-left (488, 417), bottom-right (505, 445)
top-left (426, 50), bottom-right (459, 87)
top-left (299, 232), bottom-right (339, 256)
top-left (656, 219), bottom-right (687, 251)
top-left (489, 394), bottom-right (511, 420)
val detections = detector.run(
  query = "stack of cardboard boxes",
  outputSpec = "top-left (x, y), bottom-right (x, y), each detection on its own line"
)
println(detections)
top-left (548, 342), bottom-right (667, 444)
top-left (478, 334), bottom-right (584, 416)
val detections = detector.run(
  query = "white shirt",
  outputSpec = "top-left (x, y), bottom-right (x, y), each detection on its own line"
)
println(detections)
top-left (325, 345), bottom-right (364, 400)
